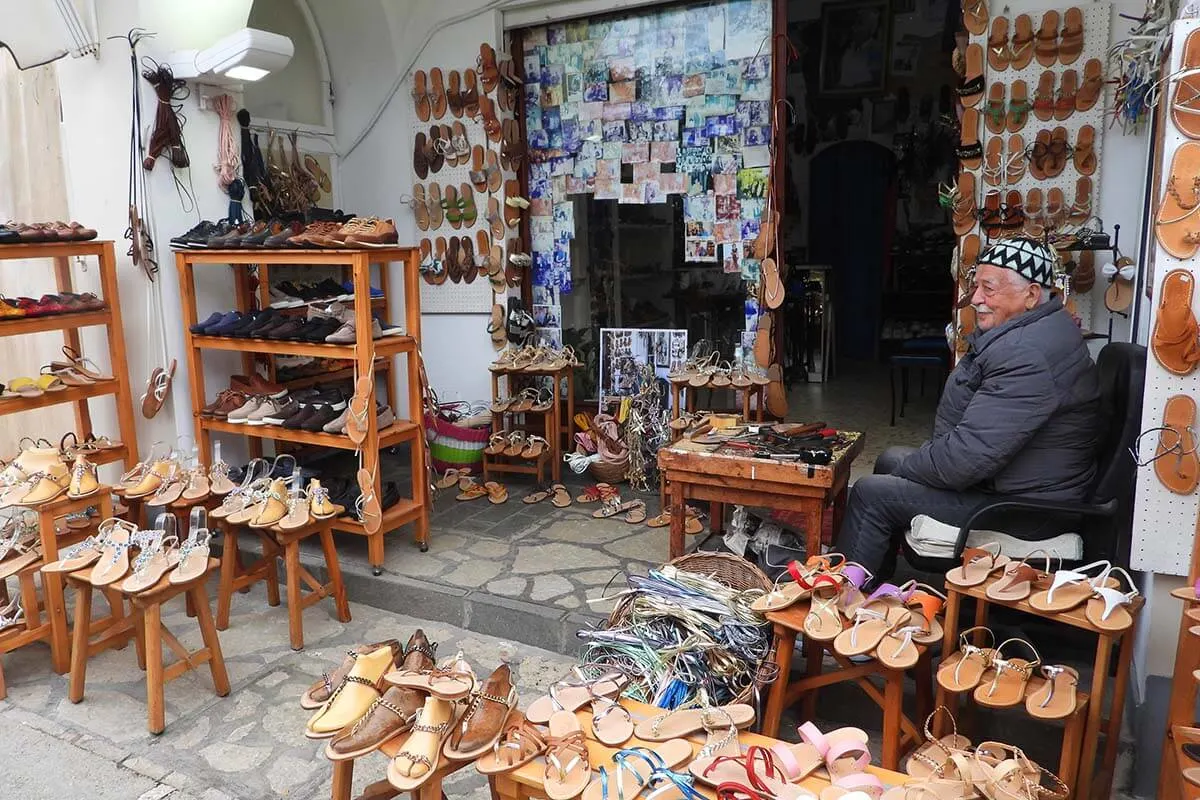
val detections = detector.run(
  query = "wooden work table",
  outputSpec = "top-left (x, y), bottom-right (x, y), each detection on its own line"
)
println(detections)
top-left (657, 432), bottom-right (864, 558)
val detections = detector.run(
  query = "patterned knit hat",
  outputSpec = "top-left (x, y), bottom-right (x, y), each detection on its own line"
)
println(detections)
top-left (976, 238), bottom-right (1058, 287)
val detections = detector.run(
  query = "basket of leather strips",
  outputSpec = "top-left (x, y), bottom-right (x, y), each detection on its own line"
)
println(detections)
top-left (579, 552), bottom-right (775, 709)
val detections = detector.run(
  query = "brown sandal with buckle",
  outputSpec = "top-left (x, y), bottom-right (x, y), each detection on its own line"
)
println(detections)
top-left (412, 70), bottom-right (431, 122)
top-left (429, 67), bottom-right (447, 119)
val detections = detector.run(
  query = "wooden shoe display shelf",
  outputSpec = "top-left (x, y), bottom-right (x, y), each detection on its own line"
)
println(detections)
top-left (1157, 512), bottom-right (1200, 799)
top-left (484, 363), bottom-right (575, 485)
top-left (175, 247), bottom-right (430, 567)
top-left (214, 514), bottom-right (351, 651)
top-left (934, 571), bottom-right (1141, 800)
top-left (0, 241), bottom-right (140, 686)
top-left (65, 556), bottom-right (229, 734)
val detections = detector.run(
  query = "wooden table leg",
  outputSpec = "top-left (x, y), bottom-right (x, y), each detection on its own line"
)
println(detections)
top-left (191, 583), bottom-right (231, 697)
top-left (1075, 634), bottom-right (1113, 800)
top-left (882, 667), bottom-right (902, 770)
top-left (42, 569), bottom-right (70, 674)
top-left (933, 590), bottom-right (962, 741)
top-left (67, 582), bottom-right (93, 704)
top-left (914, 650), bottom-right (933, 725)
top-left (216, 527), bottom-right (239, 630)
top-left (1101, 628), bottom-right (1135, 799)
top-left (709, 502), bottom-right (723, 535)
top-left (1058, 695), bottom-right (1087, 799)
top-left (319, 526), bottom-right (352, 624)
top-left (0, 654), bottom-right (6, 700)
top-left (803, 501), bottom-right (822, 556)
top-left (762, 624), bottom-right (795, 737)
top-left (133, 615), bottom-right (147, 671)
top-left (330, 758), bottom-right (354, 800)
top-left (669, 480), bottom-right (685, 559)
top-left (283, 541), bottom-right (305, 651)
top-left (802, 638), bottom-right (822, 723)
top-left (101, 588), bottom-right (129, 649)
top-left (143, 603), bottom-right (165, 734)
top-left (263, 535), bottom-right (282, 607)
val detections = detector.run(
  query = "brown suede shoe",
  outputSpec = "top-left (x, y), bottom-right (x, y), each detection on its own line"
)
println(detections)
top-left (301, 639), bottom-right (403, 710)
top-left (325, 630), bottom-right (437, 760)
top-left (444, 663), bottom-right (517, 758)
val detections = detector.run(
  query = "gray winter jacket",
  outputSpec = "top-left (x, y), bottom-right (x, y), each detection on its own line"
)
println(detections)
top-left (893, 297), bottom-right (1101, 498)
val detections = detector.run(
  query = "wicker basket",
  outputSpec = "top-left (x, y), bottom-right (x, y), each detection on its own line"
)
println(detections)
top-left (603, 552), bottom-right (774, 706)
top-left (588, 455), bottom-right (629, 484)
top-left (424, 410), bottom-right (491, 473)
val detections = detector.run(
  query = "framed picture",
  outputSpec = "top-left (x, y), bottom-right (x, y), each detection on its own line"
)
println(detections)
top-left (819, 0), bottom-right (891, 95)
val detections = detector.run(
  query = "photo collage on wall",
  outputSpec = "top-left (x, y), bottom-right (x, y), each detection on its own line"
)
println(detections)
top-left (598, 328), bottom-right (689, 407)
top-left (522, 0), bottom-right (773, 293)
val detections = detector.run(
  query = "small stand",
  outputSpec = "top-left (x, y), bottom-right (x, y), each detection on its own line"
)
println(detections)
top-left (215, 517), bottom-right (350, 651)
top-left (328, 730), bottom-right (473, 800)
top-left (761, 602), bottom-right (933, 771)
top-left (487, 364), bottom-right (575, 484)
top-left (65, 557), bottom-right (229, 734)
top-left (935, 577), bottom-right (1140, 800)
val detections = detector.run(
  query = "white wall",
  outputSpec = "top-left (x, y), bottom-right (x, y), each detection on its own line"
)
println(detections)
top-left (313, 0), bottom-right (504, 404)
top-left (54, 0), bottom-right (250, 465)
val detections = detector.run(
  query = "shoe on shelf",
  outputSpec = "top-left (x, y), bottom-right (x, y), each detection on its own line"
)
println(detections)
top-left (303, 404), bottom-right (346, 432)
top-left (326, 318), bottom-right (384, 344)
top-left (203, 311), bottom-right (246, 336)
top-left (265, 318), bottom-right (306, 340)
top-left (226, 396), bottom-right (265, 424)
top-left (171, 220), bottom-right (221, 249)
top-left (263, 220), bottom-right (305, 249)
top-left (340, 281), bottom-right (385, 299)
top-left (260, 398), bottom-right (300, 425)
top-left (203, 390), bottom-right (249, 420)
top-left (269, 286), bottom-right (306, 309)
top-left (377, 317), bottom-right (405, 337)
top-left (190, 311), bottom-right (225, 334)
top-left (246, 396), bottom-right (293, 426)
top-left (207, 221), bottom-right (250, 248)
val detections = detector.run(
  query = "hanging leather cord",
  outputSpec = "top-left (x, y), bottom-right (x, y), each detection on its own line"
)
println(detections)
top-left (212, 94), bottom-right (240, 190)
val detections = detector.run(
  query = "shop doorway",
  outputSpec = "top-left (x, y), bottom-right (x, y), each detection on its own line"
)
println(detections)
top-left (779, 0), bottom-right (959, 457)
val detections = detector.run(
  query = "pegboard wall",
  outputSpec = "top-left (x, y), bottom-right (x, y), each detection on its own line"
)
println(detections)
top-left (412, 67), bottom-right (519, 315)
top-left (1130, 18), bottom-right (1200, 577)
top-left (962, 0), bottom-right (1112, 335)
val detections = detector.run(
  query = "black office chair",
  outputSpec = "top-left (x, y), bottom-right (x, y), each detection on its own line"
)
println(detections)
top-left (901, 342), bottom-right (1146, 572)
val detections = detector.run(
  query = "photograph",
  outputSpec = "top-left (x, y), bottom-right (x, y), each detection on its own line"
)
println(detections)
top-left (819, 0), bottom-right (890, 95)
top-left (532, 304), bottom-right (561, 327)
top-left (654, 332), bottom-right (670, 367)
top-left (890, 39), bottom-right (921, 77)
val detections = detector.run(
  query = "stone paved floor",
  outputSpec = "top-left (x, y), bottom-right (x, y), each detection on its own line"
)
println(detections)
top-left (0, 585), bottom-right (574, 800)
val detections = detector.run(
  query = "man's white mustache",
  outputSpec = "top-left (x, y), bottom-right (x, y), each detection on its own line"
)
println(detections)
top-left (973, 304), bottom-right (993, 314)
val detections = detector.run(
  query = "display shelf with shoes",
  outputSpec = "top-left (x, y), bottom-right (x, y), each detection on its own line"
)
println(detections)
top-left (176, 246), bottom-right (429, 566)
top-left (485, 349), bottom-right (578, 485)
top-left (1159, 511), bottom-right (1200, 800)
top-left (0, 241), bottom-right (139, 684)
top-left (934, 549), bottom-right (1141, 800)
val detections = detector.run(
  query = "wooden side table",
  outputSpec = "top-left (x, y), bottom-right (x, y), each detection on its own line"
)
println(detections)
top-left (215, 516), bottom-right (351, 650)
top-left (328, 729), bottom-right (474, 800)
top-left (761, 602), bottom-right (933, 771)
top-left (65, 557), bottom-right (229, 734)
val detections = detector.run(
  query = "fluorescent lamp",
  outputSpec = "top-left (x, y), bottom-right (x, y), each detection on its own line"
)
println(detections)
top-left (224, 65), bottom-right (269, 81)
top-left (167, 27), bottom-right (293, 84)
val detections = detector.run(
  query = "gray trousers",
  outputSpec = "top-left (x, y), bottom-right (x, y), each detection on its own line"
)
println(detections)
top-left (834, 446), bottom-right (991, 579)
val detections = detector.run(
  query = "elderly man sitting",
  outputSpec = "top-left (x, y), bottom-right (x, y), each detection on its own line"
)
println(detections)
top-left (836, 237), bottom-right (1102, 578)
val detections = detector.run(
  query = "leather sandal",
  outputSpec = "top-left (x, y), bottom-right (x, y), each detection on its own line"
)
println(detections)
top-left (1034, 10), bottom-right (1059, 67)
top-left (958, 44), bottom-right (985, 108)
top-left (300, 639), bottom-right (405, 710)
top-left (1029, 559), bottom-right (1113, 612)
top-left (985, 550), bottom-right (1056, 602)
top-left (429, 67), bottom-right (447, 119)
top-left (1058, 7), bottom-right (1083, 64)
top-left (905, 707), bottom-right (971, 779)
top-left (973, 638), bottom-right (1040, 707)
top-left (386, 696), bottom-right (455, 790)
top-left (1150, 395), bottom-right (1200, 493)
top-left (170, 507), bottom-right (213, 584)
top-left (412, 70), bottom-right (431, 122)
top-left (584, 742), bottom-right (692, 800)
top-left (1085, 566), bottom-right (1140, 631)
top-left (1009, 14), bottom-right (1034, 70)
top-left (388, 652), bottom-right (476, 700)
top-left (543, 710), bottom-right (592, 800)
top-left (443, 663), bottom-right (518, 759)
top-left (1152, 269), bottom-right (1200, 374)
top-left (936, 627), bottom-right (996, 692)
top-left (306, 643), bottom-right (398, 737)
top-left (527, 667), bottom-right (625, 724)
top-left (1025, 665), bottom-right (1079, 719)
top-left (833, 582), bottom-right (915, 658)
top-left (476, 711), bottom-right (548, 774)
top-left (802, 573), bottom-right (847, 642)
top-left (945, 542), bottom-right (1010, 587)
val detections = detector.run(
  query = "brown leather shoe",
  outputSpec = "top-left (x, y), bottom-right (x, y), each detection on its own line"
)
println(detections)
top-left (301, 639), bottom-right (404, 710)
top-left (246, 374), bottom-right (285, 399)
top-left (206, 390), bottom-right (249, 420)
top-left (326, 631), bottom-right (437, 759)
top-left (445, 663), bottom-right (516, 758)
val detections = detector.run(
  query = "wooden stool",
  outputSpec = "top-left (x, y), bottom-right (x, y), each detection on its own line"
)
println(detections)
top-left (215, 517), bottom-right (351, 651)
top-left (762, 604), bottom-right (933, 771)
top-left (65, 557), bottom-right (229, 734)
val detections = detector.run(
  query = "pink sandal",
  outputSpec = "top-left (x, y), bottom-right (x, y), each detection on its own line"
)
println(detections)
top-left (797, 723), bottom-right (884, 799)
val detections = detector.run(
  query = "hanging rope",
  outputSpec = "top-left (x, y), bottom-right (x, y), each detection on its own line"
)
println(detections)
top-left (212, 94), bottom-right (240, 190)
top-left (141, 59), bottom-right (189, 170)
